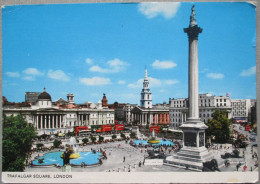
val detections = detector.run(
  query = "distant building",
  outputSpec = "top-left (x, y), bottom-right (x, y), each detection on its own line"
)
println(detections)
top-left (3, 88), bottom-right (114, 135)
top-left (130, 69), bottom-right (169, 126)
top-left (169, 94), bottom-right (232, 129)
top-left (231, 99), bottom-right (253, 123)
top-left (25, 92), bottom-right (41, 103)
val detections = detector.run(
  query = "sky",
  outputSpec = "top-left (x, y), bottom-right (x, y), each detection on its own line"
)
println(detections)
top-left (2, 2), bottom-right (256, 105)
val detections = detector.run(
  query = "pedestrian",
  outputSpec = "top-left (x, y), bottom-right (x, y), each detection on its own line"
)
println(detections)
top-left (243, 165), bottom-right (247, 172)
top-left (139, 161), bottom-right (142, 167)
top-left (123, 156), bottom-right (125, 162)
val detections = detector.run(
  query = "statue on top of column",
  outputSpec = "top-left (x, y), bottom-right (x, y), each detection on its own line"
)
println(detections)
top-left (190, 5), bottom-right (197, 27)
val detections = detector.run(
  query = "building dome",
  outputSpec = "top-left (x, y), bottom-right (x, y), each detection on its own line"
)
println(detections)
top-left (38, 88), bottom-right (51, 100)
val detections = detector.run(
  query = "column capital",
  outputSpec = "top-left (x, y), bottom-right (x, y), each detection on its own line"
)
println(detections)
top-left (184, 25), bottom-right (202, 41)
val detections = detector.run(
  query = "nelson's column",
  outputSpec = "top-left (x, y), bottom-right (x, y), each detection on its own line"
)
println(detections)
top-left (165, 5), bottom-right (214, 171)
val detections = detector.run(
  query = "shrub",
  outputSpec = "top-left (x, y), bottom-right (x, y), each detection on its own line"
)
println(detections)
top-left (53, 139), bottom-right (62, 148)
top-left (82, 138), bottom-right (89, 144)
top-left (112, 134), bottom-right (117, 139)
top-left (99, 136), bottom-right (104, 142)
top-left (120, 133), bottom-right (126, 139)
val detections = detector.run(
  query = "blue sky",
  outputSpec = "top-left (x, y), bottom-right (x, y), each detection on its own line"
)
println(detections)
top-left (2, 2), bottom-right (256, 104)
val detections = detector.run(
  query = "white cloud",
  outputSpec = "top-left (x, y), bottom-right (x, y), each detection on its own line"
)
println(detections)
top-left (23, 68), bottom-right (43, 76)
top-left (165, 79), bottom-right (179, 85)
top-left (128, 77), bottom-right (178, 88)
top-left (86, 58), bottom-right (94, 65)
top-left (240, 66), bottom-right (256, 76)
top-left (6, 72), bottom-right (20, 77)
top-left (138, 2), bottom-right (181, 19)
top-left (47, 70), bottom-right (70, 81)
top-left (23, 76), bottom-right (35, 81)
top-left (79, 77), bottom-right (111, 86)
top-left (89, 58), bottom-right (129, 73)
top-left (118, 80), bottom-right (126, 85)
top-left (152, 60), bottom-right (177, 69)
top-left (206, 73), bottom-right (224, 79)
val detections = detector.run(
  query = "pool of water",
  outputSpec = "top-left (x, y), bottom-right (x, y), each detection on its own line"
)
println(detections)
top-left (32, 151), bottom-right (102, 166)
top-left (133, 140), bottom-right (174, 146)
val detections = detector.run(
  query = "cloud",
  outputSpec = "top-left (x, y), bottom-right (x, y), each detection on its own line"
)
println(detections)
top-left (23, 68), bottom-right (43, 76)
top-left (206, 73), bottom-right (224, 79)
top-left (79, 77), bottom-right (111, 86)
top-left (138, 2), bottom-right (181, 19)
top-left (47, 70), bottom-right (70, 81)
top-left (89, 58), bottom-right (129, 73)
top-left (240, 66), bottom-right (256, 76)
top-left (128, 77), bottom-right (178, 88)
top-left (118, 80), bottom-right (126, 85)
top-left (23, 76), bottom-right (35, 81)
top-left (165, 79), bottom-right (179, 85)
top-left (152, 60), bottom-right (177, 69)
top-left (86, 58), bottom-right (94, 65)
top-left (6, 72), bottom-right (20, 77)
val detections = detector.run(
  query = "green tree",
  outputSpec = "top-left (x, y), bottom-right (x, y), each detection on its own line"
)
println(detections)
top-left (205, 110), bottom-right (232, 143)
top-left (112, 134), bottom-right (117, 139)
top-left (53, 139), bottom-right (62, 148)
top-left (98, 136), bottom-right (104, 142)
top-left (130, 132), bottom-right (136, 139)
top-left (120, 133), bottom-right (126, 139)
top-left (91, 136), bottom-right (96, 143)
top-left (82, 138), bottom-right (89, 144)
top-left (3, 114), bottom-right (37, 171)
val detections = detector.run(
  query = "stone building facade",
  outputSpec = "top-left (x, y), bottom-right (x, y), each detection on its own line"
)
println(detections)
top-left (169, 94), bottom-right (232, 129)
top-left (3, 88), bottom-right (114, 135)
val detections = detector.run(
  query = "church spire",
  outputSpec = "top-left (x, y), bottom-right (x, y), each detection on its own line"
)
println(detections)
top-left (145, 66), bottom-right (148, 79)
top-left (140, 67), bottom-right (152, 108)
top-left (189, 5), bottom-right (197, 27)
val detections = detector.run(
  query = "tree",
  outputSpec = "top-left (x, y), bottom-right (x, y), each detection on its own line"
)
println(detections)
top-left (130, 132), bottom-right (136, 139)
top-left (205, 110), bottom-right (232, 143)
top-left (91, 136), bottom-right (96, 143)
top-left (98, 136), bottom-right (104, 142)
top-left (112, 134), bottom-right (117, 139)
top-left (82, 138), bottom-right (89, 144)
top-left (53, 139), bottom-right (62, 148)
top-left (3, 114), bottom-right (37, 171)
top-left (120, 133), bottom-right (126, 139)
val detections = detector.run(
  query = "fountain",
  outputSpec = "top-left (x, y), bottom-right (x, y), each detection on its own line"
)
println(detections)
top-left (32, 137), bottom-right (103, 167)
top-left (147, 129), bottom-right (160, 144)
top-left (61, 137), bottom-right (80, 159)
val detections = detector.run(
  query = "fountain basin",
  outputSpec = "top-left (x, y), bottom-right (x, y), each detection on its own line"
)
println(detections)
top-left (133, 140), bottom-right (174, 146)
top-left (32, 151), bottom-right (102, 166)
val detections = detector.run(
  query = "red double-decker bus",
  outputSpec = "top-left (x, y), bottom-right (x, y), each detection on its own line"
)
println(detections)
top-left (101, 125), bottom-right (113, 132)
top-left (150, 126), bottom-right (161, 133)
top-left (114, 124), bottom-right (125, 131)
top-left (245, 124), bottom-right (250, 131)
top-left (74, 126), bottom-right (89, 134)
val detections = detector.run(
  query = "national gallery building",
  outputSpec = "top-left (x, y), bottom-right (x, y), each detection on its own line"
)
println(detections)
top-left (3, 88), bottom-right (114, 135)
